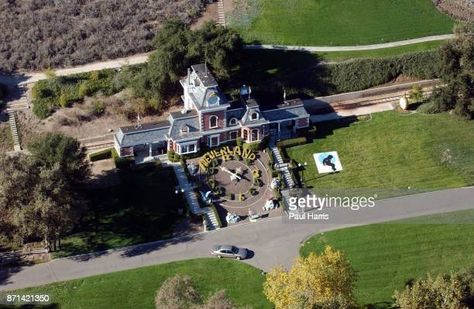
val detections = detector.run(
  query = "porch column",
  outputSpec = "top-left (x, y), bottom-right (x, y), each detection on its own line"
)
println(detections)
top-left (148, 143), bottom-right (153, 157)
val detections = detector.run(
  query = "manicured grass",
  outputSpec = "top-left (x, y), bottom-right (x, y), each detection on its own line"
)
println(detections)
top-left (3, 259), bottom-right (272, 309)
top-left (288, 111), bottom-right (474, 197)
top-left (234, 0), bottom-right (454, 46)
top-left (56, 164), bottom-right (185, 258)
top-left (320, 40), bottom-right (446, 62)
top-left (300, 209), bottom-right (474, 307)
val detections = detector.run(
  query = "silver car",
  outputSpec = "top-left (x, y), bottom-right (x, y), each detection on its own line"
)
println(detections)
top-left (211, 245), bottom-right (247, 260)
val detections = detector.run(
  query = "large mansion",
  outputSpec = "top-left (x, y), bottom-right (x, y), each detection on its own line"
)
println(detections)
top-left (114, 64), bottom-right (310, 158)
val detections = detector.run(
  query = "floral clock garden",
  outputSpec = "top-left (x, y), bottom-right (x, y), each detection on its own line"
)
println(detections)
top-left (187, 145), bottom-right (282, 225)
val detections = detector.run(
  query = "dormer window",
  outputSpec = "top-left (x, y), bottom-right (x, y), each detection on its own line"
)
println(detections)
top-left (251, 112), bottom-right (259, 120)
top-left (209, 115), bottom-right (218, 129)
top-left (229, 117), bottom-right (238, 126)
top-left (181, 125), bottom-right (190, 134)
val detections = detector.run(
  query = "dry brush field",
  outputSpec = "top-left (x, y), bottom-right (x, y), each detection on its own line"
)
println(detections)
top-left (0, 0), bottom-right (212, 72)
top-left (433, 0), bottom-right (474, 21)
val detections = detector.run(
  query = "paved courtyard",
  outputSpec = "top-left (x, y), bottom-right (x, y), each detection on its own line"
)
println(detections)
top-left (189, 151), bottom-right (282, 220)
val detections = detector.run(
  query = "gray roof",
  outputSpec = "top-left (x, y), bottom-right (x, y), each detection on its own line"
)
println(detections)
top-left (116, 121), bottom-right (170, 148)
top-left (262, 100), bottom-right (310, 122)
top-left (192, 64), bottom-right (218, 87)
top-left (189, 87), bottom-right (228, 110)
top-left (240, 104), bottom-right (269, 126)
top-left (226, 107), bottom-right (246, 126)
top-left (168, 112), bottom-right (202, 141)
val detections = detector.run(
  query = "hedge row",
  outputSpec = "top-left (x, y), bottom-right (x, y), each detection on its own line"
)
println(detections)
top-left (276, 137), bottom-right (307, 149)
top-left (89, 148), bottom-right (113, 162)
top-left (112, 148), bottom-right (134, 169)
top-left (327, 50), bottom-right (440, 93)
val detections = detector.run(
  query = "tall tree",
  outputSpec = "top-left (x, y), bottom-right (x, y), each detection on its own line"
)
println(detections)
top-left (432, 24), bottom-right (474, 119)
top-left (29, 132), bottom-right (89, 185)
top-left (0, 154), bottom-right (39, 246)
top-left (131, 21), bottom-right (242, 111)
top-left (0, 134), bottom-right (89, 250)
top-left (263, 246), bottom-right (357, 309)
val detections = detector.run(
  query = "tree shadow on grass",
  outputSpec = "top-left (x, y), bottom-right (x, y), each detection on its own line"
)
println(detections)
top-left (312, 116), bottom-right (359, 140)
top-left (119, 233), bottom-right (204, 258)
top-left (56, 165), bottom-right (191, 261)
top-left (222, 49), bottom-right (334, 107)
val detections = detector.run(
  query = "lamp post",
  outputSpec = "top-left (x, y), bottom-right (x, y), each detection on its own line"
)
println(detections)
top-left (297, 162), bottom-right (308, 188)
top-left (175, 187), bottom-right (185, 215)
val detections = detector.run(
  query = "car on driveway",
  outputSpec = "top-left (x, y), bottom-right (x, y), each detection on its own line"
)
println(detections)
top-left (211, 245), bottom-right (247, 260)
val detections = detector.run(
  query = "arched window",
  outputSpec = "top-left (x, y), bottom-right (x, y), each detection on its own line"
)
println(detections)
top-left (209, 115), bottom-right (218, 128)
top-left (229, 117), bottom-right (238, 126)
top-left (251, 112), bottom-right (259, 120)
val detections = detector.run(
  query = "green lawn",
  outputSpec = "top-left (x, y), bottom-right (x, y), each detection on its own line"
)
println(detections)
top-left (55, 163), bottom-right (185, 258)
top-left (300, 209), bottom-right (474, 308)
top-left (288, 111), bottom-right (474, 198)
top-left (320, 40), bottom-right (445, 62)
top-left (2, 259), bottom-right (271, 308)
top-left (233, 0), bottom-right (454, 46)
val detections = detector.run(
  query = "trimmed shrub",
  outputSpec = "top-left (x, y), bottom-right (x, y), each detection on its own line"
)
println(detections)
top-left (112, 148), bottom-right (133, 169)
top-left (276, 137), bottom-right (307, 149)
top-left (326, 51), bottom-right (440, 93)
top-left (89, 148), bottom-right (113, 162)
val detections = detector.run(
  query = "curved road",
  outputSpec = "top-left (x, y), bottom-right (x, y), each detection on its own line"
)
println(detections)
top-left (244, 34), bottom-right (454, 52)
top-left (1, 186), bottom-right (473, 291)
top-left (0, 34), bottom-right (453, 87)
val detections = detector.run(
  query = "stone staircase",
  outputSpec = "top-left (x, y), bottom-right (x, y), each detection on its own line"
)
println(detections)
top-left (269, 141), bottom-right (295, 188)
top-left (217, 0), bottom-right (226, 26)
top-left (171, 163), bottom-right (220, 231)
top-left (5, 85), bottom-right (29, 112)
top-left (8, 111), bottom-right (21, 151)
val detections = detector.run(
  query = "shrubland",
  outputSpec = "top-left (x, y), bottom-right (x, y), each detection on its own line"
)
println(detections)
top-left (0, 0), bottom-right (212, 72)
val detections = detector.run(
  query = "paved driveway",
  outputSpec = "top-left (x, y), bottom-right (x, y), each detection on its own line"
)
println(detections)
top-left (1, 187), bottom-right (473, 291)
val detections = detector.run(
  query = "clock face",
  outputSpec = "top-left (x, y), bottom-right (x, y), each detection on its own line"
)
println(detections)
top-left (207, 92), bottom-right (220, 106)
top-left (214, 161), bottom-right (252, 191)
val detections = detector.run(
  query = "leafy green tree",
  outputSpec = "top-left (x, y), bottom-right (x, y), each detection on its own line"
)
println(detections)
top-left (0, 134), bottom-right (89, 250)
top-left (29, 133), bottom-right (89, 186)
top-left (432, 24), bottom-right (474, 119)
top-left (130, 21), bottom-right (242, 112)
top-left (0, 154), bottom-right (38, 246)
